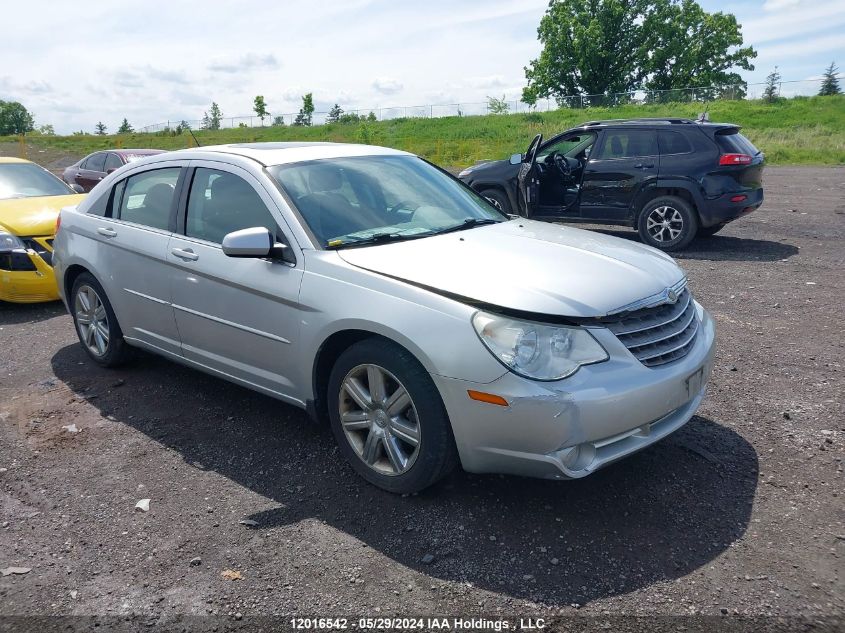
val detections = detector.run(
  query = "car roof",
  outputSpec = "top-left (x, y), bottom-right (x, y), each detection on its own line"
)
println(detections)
top-left (0, 157), bottom-right (32, 164)
top-left (572, 117), bottom-right (740, 130)
top-left (165, 142), bottom-right (412, 167)
top-left (113, 149), bottom-right (166, 156)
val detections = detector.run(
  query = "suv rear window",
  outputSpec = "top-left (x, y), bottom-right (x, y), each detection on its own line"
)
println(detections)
top-left (715, 130), bottom-right (759, 155)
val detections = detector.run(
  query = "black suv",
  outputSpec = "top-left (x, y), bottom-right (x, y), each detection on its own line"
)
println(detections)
top-left (458, 118), bottom-right (764, 250)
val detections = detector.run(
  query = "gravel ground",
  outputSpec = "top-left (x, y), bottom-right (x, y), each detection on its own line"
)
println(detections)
top-left (0, 166), bottom-right (843, 631)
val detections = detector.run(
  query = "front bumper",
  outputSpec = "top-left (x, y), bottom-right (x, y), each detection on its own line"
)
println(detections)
top-left (0, 248), bottom-right (59, 303)
top-left (433, 304), bottom-right (716, 479)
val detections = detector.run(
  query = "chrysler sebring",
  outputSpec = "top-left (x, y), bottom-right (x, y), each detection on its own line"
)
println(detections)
top-left (52, 143), bottom-right (715, 493)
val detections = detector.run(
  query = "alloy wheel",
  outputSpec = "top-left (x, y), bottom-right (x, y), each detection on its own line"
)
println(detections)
top-left (485, 196), bottom-right (503, 211)
top-left (74, 285), bottom-right (110, 357)
top-left (338, 364), bottom-right (421, 476)
top-left (646, 205), bottom-right (684, 242)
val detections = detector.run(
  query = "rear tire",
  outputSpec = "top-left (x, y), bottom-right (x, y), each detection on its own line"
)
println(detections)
top-left (637, 195), bottom-right (698, 251)
top-left (327, 338), bottom-right (458, 494)
top-left (70, 273), bottom-right (132, 367)
top-left (479, 188), bottom-right (512, 214)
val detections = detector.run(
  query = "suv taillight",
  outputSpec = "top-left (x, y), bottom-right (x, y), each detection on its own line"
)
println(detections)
top-left (719, 153), bottom-right (752, 166)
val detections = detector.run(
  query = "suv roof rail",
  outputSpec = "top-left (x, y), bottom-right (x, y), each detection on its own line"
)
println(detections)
top-left (578, 118), bottom-right (696, 127)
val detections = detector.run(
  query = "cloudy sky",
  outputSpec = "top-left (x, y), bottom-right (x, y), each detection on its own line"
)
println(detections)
top-left (1, 0), bottom-right (842, 133)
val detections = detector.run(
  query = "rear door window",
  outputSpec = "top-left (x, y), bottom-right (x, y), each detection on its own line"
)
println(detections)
top-left (715, 130), bottom-right (759, 155)
top-left (116, 168), bottom-right (181, 231)
top-left (658, 131), bottom-right (693, 155)
top-left (86, 152), bottom-right (107, 173)
top-left (596, 130), bottom-right (658, 159)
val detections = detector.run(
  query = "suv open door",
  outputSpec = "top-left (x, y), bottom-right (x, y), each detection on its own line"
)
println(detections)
top-left (517, 134), bottom-right (542, 218)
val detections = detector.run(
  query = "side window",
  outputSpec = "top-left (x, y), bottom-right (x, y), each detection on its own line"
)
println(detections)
top-left (86, 188), bottom-right (110, 216)
top-left (117, 168), bottom-right (180, 231)
top-left (87, 152), bottom-right (107, 173)
top-left (658, 131), bottom-right (692, 155)
top-left (104, 153), bottom-right (123, 172)
top-left (185, 168), bottom-right (279, 244)
top-left (596, 130), bottom-right (658, 159)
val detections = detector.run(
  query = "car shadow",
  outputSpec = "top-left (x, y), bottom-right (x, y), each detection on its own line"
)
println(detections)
top-left (579, 227), bottom-right (799, 263)
top-left (0, 300), bottom-right (66, 325)
top-left (51, 344), bottom-right (758, 607)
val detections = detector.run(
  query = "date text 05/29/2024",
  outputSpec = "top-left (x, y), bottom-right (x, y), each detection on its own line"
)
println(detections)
top-left (290, 617), bottom-right (546, 630)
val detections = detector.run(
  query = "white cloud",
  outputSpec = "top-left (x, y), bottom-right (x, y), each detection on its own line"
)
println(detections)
top-left (208, 53), bottom-right (280, 74)
top-left (762, 0), bottom-right (803, 10)
top-left (372, 77), bottom-right (403, 95)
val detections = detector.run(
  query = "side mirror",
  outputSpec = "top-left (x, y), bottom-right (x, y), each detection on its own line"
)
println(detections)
top-left (222, 226), bottom-right (290, 260)
top-left (70, 183), bottom-right (85, 193)
top-left (509, 153), bottom-right (523, 165)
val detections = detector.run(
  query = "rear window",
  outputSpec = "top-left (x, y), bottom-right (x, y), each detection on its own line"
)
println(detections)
top-left (715, 130), bottom-right (759, 155)
top-left (658, 131), bottom-right (692, 155)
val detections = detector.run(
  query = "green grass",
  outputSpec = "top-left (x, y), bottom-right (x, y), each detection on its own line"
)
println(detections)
top-left (5, 95), bottom-right (844, 167)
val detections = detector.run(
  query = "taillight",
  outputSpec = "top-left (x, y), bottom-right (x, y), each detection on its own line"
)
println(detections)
top-left (719, 153), bottom-right (752, 166)
top-left (55, 212), bottom-right (62, 235)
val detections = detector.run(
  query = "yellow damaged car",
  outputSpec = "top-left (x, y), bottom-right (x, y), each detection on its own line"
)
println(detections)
top-left (0, 157), bottom-right (86, 303)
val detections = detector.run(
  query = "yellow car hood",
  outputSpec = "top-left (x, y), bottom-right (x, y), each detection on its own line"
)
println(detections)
top-left (0, 194), bottom-right (86, 236)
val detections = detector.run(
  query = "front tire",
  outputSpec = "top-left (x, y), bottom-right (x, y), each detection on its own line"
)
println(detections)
top-left (327, 338), bottom-right (458, 494)
top-left (70, 273), bottom-right (132, 367)
top-left (479, 188), bottom-right (512, 214)
top-left (637, 195), bottom-right (698, 251)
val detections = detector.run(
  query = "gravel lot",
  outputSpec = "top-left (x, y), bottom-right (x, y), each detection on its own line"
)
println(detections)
top-left (1, 166), bottom-right (843, 631)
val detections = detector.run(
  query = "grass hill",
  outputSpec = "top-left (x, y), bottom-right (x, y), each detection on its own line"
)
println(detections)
top-left (3, 95), bottom-right (844, 168)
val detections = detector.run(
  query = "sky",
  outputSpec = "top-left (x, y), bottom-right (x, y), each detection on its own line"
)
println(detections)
top-left (0, 0), bottom-right (843, 134)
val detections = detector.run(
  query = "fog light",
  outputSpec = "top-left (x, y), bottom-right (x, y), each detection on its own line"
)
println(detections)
top-left (560, 443), bottom-right (596, 472)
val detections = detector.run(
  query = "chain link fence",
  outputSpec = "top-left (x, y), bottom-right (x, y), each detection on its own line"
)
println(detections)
top-left (137, 78), bottom-right (827, 133)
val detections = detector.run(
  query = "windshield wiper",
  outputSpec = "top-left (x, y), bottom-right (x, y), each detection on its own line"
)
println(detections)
top-left (326, 231), bottom-right (432, 249)
top-left (431, 218), bottom-right (500, 236)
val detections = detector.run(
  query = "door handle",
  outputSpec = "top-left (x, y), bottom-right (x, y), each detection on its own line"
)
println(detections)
top-left (171, 247), bottom-right (199, 261)
top-left (96, 227), bottom-right (117, 238)
top-left (634, 162), bottom-right (655, 169)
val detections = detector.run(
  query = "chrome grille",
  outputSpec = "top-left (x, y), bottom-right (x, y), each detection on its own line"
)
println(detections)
top-left (600, 288), bottom-right (699, 367)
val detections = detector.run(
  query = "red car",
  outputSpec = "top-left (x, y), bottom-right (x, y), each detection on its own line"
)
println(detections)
top-left (63, 149), bottom-right (165, 192)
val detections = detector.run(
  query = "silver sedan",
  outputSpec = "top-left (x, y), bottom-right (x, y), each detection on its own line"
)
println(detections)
top-left (52, 142), bottom-right (715, 493)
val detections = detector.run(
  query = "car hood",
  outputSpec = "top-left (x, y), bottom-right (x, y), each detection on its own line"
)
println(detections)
top-left (337, 220), bottom-right (685, 318)
top-left (0, 194), bottom-right (85, 236)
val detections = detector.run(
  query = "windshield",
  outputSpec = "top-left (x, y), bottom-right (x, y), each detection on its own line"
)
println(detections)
top-left (269, 155), bottom-right (506, 248)
top-left (0, 163), bottom-right (74, 200)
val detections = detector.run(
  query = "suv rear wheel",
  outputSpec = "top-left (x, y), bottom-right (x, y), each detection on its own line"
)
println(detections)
top-left (637, 195), bottom-right (698, 251)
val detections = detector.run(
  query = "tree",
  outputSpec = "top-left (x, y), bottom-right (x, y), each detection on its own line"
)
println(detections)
top-left (762, 66), bottom-right (781, 103)
top-left (207, 102), bottom-right (223, 130)
top-left (293, 93), bottom-right (314, 126)
top-left (253, 95), bottom-right (269, 125)
top-left (201, 112), bottom-right (211, 130)
top-left (366, 111), bottom-right (377, 122)
top-left (95, 121), bottom-right (108, 135)
top-left (819, 61), bottom-right (842, 96)
top-left (486, 95), bottom-right (510, 114)
top-left (37, 124), bottom-right (55, 136)
top-left (326, 103), bottom-right (343, 123)
top-left (0, 100), bottom-right (35, 135)
top-left (638, 0), bottom-right (755, 99)
top-left (522, 0), bottom-right (756, 104)
top-left (272, 115), bottom-right (285, 126)
top-left (176, 120), bottom-right (191, 133)
top-left (117, 118), bottom-right (133, 133)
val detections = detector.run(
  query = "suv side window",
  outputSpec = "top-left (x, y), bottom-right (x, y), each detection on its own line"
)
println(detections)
top-left (86, 152), bottom-right (107, 173)
top-left (185, 168), bottom-right (280, 244)
top-left (658, 131), bottom-right (692, 155)
top-left (116, 168), bottom-right (180, 231)
top-left (104, 153), bottom-right (123, 172)
top-left (596, 130), bottom-right (658, 159)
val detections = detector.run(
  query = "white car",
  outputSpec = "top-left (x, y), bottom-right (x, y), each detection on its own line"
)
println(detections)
top-left (52, 142), bottom-right (715, 493)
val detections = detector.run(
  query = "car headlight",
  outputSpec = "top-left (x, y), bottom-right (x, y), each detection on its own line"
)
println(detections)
top-left (0, 231), bottom-right (25, 252)
top-left (457, 167), bottom-right (474, 178)
top-left (472, 311), bottom-right (608, 380)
